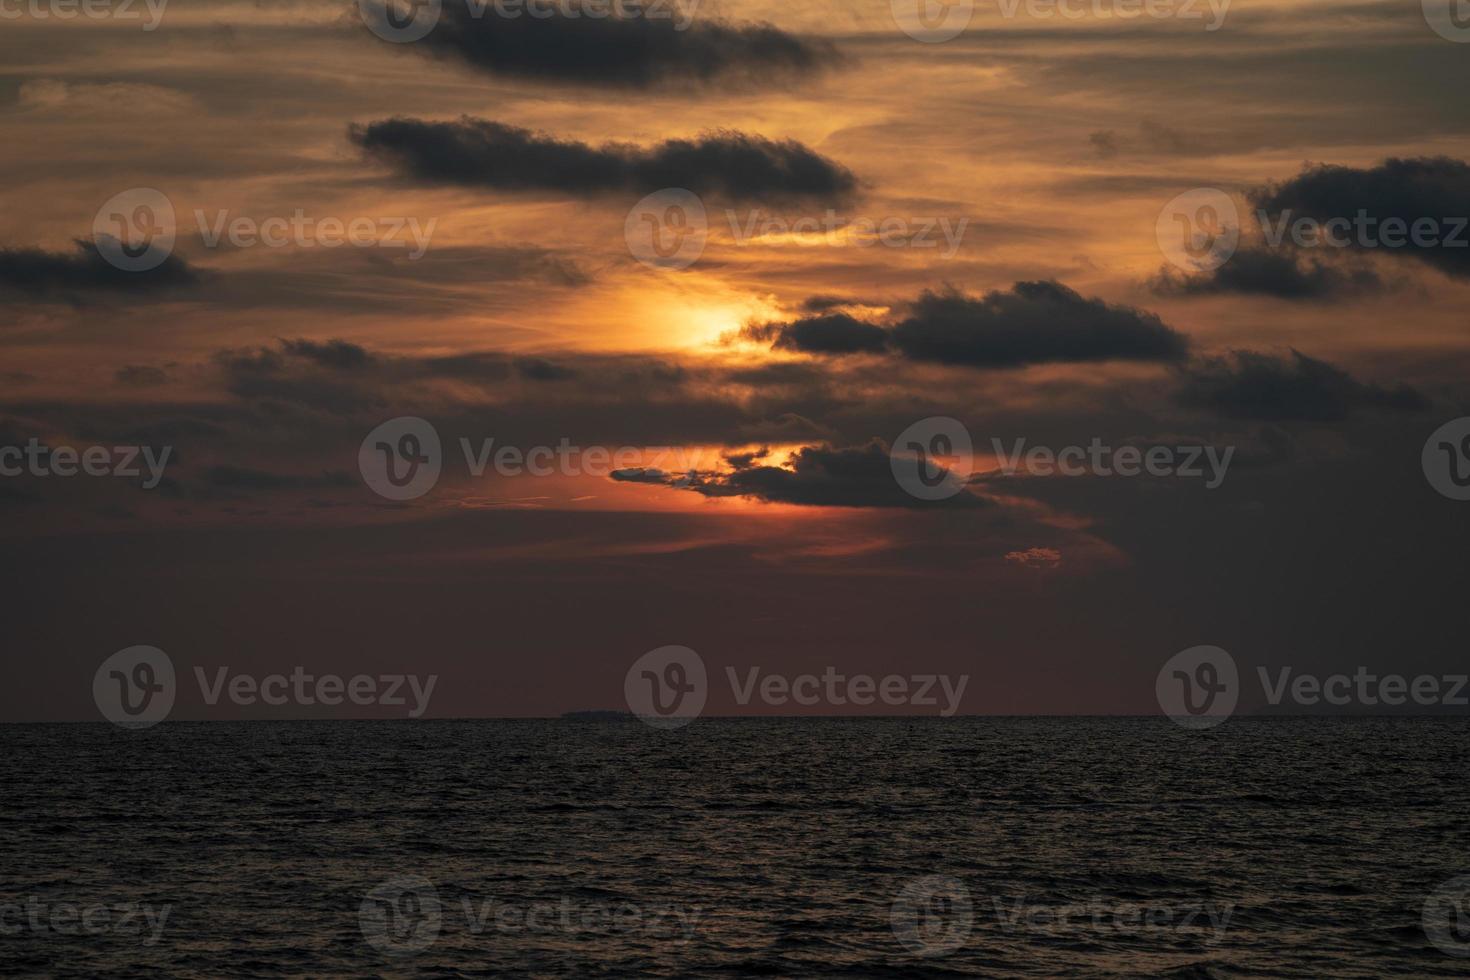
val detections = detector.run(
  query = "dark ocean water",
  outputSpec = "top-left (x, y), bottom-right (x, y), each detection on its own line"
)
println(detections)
top-left (2, 717), bottom-right (1469, 977)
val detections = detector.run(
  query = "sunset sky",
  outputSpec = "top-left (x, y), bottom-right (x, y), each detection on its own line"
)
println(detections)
top-left (2, 0), bottom-right (1468, 719)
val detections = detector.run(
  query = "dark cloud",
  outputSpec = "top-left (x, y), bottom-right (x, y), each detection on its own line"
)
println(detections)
top-left (609, 467), bottom-right (676, 485)
top-left (370, 0), bottom-right (841, 89)
top-left (1251, 157), bottom-right (1470, 279)
top-left (0, 484), bottom-right (40, 505)
top-left (751, 282), bottom-right (1189, 369)
top-left (799, 295), bottom-right (866, 313)
top-left (892, 283), bottom-right (1189, 368)
top-left (613, 441), bottom-right (986, 509)
top-left (722, 362), bottom-right (824, 387)
top-left (515, 357), bottom-right (578, 382)
top-left (1137, 119), bottom-right (1195, 155)
top-left (1086, 120), bottom-right (1210, 159)
top-left (213, 341), bottom-right (385, 414)
top-left (1005, 546), bottom-right (1062, 569)
top-left (350, 118), bottom-right (857, 203)
top-left (1179, 349), bottom-right (1430, 421)
top-left (0, 240), bottom-right (197, 299)
top-left (745, 313), bottom-right (888, 355)
top-left (722, 446), bottom-right (770, 469)
top-left (1088, 130), bottom-right (1119, 159)
top-left (203, 465), bottom-right (354, 492)
top-left (1151, 247), bottom-right (1385, 300)
top-left (278, 339), bottom-right (375, 370)
top-left (421, 352), bottom-right (514, 383)
top-left (115, 365), bottom-right (172, 388)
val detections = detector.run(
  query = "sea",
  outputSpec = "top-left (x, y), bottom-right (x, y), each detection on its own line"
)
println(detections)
top-left (2, 716), bottom-right (1468, 977)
